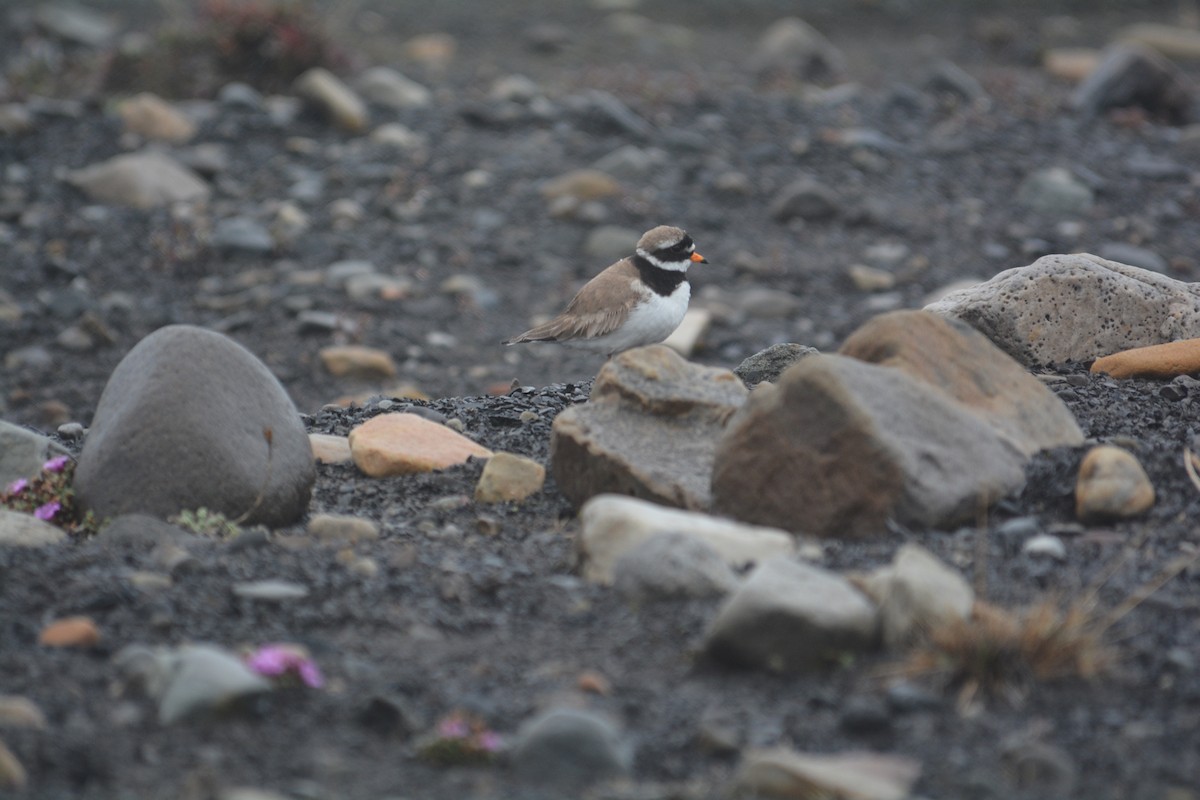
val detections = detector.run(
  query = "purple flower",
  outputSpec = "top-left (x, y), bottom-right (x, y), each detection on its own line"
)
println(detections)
top-left (43, 455), bottom-right (71, 473)
top-left (246, 644), bottom-right (324, 688)
top-left (7, 478), bottom-right (28, 495)
top-left (475, 731), bottom-right (503, 752)
top-left (34, 501), bottom-right (61, 521)
top-left (437, 716), bottom-right (470, 739)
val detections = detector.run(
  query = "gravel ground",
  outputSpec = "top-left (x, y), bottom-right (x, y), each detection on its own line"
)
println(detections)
top-left (2, 1), bottom-right (1200, 798)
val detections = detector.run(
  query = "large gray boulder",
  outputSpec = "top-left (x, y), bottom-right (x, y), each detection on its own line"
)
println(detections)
top-left (926, 253), bottom-right (1200, 366)
top-left (76, 326), bottom-right (315, 527)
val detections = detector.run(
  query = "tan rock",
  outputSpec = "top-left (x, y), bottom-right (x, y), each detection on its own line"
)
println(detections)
top-left (540, 169), bottom-right (621, 202)
top-left (307, 512), bottom-right (380, 542)
top-left (0, 740), bottom-right (25, 790)
top-left (1043, 48), bottom-right (1100, 83)
top-left (319, 345), bottom-right (397, 379)
top-left (39, 616), bottom-right (101, 648)
top-left (847, 263), bottom-right (896, 292)
top-left (1075, 445), bottom-right (1155, 522)
top-left (734, 748), bottom-right (921, 800)
top-left (1120, 23), bottom-right (1200, 61)
top-left (309, 433), bottom-right (352, 464)
top-left (840, 310), bottom-right (1084, 457)
top-left (349, 413), bottom-right (492, 477)
top-left (117, 92), bottom-right (196, 142)
top-left (66, 151), bottom-right (210, 209)
top-left (1090, 338), bottom-right (1200, 380)
top-left (474, 452), bottom-right (546, 503)
top-left (403, 33), bottom-right (458, 66)
top-left (0, 696), bottom-right (47, 730)
top-left (294, 67), bottom-right (368, 132)
top-left (551, 345), bottom-right (747, 510)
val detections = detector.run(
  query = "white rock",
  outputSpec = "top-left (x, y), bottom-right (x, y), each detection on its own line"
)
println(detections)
top-left (926, 253), bottom-right (1200, 366)
top-left (157, 644), bottom-right (271, 724)
top-left (1023, 534), bottom-right (1067, 561)
top-left (295, 68), bottom-right (368, 132)
top-left (704, 556), bottom-right (878, 672)
top-left (662, 307), bottom-right (711, 357)
top-left (579, 494), bottom-right (794, 584)
top-left (66, 151), bottom-right (210, 209)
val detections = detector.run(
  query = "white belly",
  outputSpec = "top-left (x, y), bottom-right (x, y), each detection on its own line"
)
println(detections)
top-left (570, 282), bottom-right (690, 355)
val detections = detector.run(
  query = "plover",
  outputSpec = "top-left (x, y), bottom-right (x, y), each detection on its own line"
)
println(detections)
top-left (502, 225), bottom-right (706, 356)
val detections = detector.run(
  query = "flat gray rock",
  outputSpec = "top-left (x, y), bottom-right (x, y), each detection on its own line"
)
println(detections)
top-left (75, 325), bottom-right (315, 528)
top-left (612, 531), bottom-right (740, 601)
top-left (66, 151), bottom-right (209, 209)
top-left (0, 509), bottom-right (67, 548)
top-left (0, 421), bottom-right (68, 488)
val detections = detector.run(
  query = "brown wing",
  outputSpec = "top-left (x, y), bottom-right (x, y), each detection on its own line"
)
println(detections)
top-left (503, 259), bottom-right (642, 344)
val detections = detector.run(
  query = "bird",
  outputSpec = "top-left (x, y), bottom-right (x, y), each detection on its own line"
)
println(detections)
top-left (502, 225), bottom-right (706, 356)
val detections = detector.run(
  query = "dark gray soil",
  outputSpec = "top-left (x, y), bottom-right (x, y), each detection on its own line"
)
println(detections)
top-left (2, 2), bottom-right (1200, 799)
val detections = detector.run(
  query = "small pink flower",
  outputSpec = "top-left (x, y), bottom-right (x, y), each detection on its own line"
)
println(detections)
top-left (43, 455), bottom-right (71, 473)
top-left (246, 644), bottom-right (324, 688)
top-left (437, 716), bottom-right (470, 739)
top-left (34, 501), bottom-right (60, 521)
top-left (475, 731), bottom-right (503, 752)
top-left (7, 478), bottom-right (28, 494)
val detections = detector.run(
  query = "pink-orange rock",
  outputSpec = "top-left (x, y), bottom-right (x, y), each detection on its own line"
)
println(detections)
top-left (349, 413), bottom-right (492, 477)
top-left (1090, 338), bottom-right (1200, 380)
top-left (319, 345), bottom-right (397, 379)
top-left (38, 616), bottom-right (101, 648)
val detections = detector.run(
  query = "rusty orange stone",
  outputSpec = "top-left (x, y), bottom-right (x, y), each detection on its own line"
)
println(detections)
top-left (1090, 338), bottom-right (1200, 380)
top-left (38, 616), bottom-right (101, 648)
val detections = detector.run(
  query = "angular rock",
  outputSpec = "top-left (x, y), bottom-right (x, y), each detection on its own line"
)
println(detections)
top-left (349, 412), bottom-right (492, 477)
top-left (1071, 44), bottom-right (1194, 124)
top-left (578, 494), bottom-right (794, 584)
top-left (308, 513), bottom-right (379, 542)
top-left (295, 67), bottom-right (368, 132)
top-left (713, 355), bottom-right (1029, 537)
top-left (511, 707), bottom-right (633, 789)
top-left (612, 531), bottom-right (739, 601)
top-left (319, 345), bottom-right (397, 379)
top-left (704, 557), bottom-right (878, 672)
top-left (66, 151), bottom-right (210, 209)
top-left (551, 345), bottom-right (748, 510)
top-left (0, 420), bottom-right (68, 487)
top-left (748, 17), bottom-right (847, 85)
top-left (734, 343), bottom-right (819, 386)
top-left (1091, 338), bottom-right (1200, 380)
top-left (856, 544), bottom-right (974, 648)
top-left (839, 310), bottom-right (1084, 457)
top-left (0, 509), bottom-right (68, 548)
top-left (116, 92), bottom-right (196, 143)
top-left (926, 253), bottom-right (1200, 366)
top-left (355, 66), bottom-right (431, 109)
top-left (75, 325), bottom-right (315, 528)
top-left (735, 748), bottom-right (922, 800)
top-left (474, 452), bottom-right (545, 503)
top-left (1075, 445), bottom-right (1155, 522)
